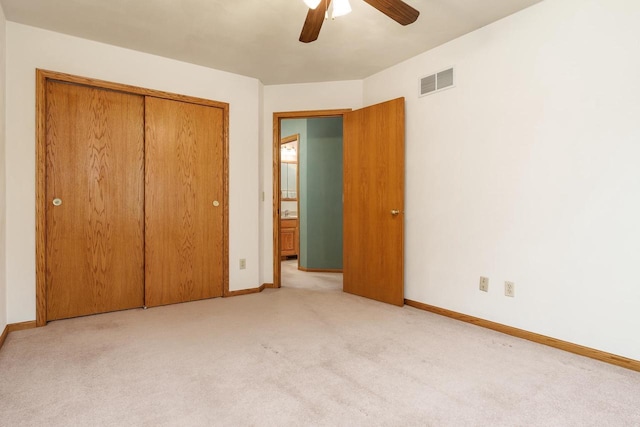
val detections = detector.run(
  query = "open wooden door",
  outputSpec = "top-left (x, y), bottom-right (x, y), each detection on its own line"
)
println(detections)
top-left (343, 98), bottom-right (405, 306)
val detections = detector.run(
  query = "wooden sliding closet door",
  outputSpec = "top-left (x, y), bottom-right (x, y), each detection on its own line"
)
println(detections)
top-left (144, 97), bottom-right (225, 307)
top-left (45, 81), bottom-right (145, 321)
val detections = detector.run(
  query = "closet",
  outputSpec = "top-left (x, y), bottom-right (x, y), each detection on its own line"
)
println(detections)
top-left (37, 70), bottom-right (228, 324)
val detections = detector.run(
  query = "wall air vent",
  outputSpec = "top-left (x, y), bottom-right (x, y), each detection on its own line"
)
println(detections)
top-left (419, 67), bottom-right (455, 97)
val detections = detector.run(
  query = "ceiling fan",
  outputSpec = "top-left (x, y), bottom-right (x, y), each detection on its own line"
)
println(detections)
top-left (299, 0), bottom-right (420, 43)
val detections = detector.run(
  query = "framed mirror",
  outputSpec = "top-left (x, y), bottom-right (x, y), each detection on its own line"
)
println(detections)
top-left (280, 135), bottom-right (298, 202)
top-left (281, 163), bottom-right (297, 199)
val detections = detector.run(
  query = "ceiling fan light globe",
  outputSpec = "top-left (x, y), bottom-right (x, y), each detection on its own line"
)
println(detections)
top-left (332, 0), bottom-right (352, 18)
top-left (303, 0), bottom-right (322, 9)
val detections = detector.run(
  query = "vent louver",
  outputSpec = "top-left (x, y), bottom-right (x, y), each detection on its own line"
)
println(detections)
top-left (420, 74), bottom-right (436, 95)
top-left (420, 67), bottom-right (455, 97)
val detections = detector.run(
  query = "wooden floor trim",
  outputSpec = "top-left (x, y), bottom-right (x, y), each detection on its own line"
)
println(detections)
top-left (225, 284), bottom-right (266, 297)
top-left (7, 321), bottom-right (37, 333)
top-left (0, 325), bottom-right (8, 351)
top-left (405, 299), bottom-right (640, 373)
top-left (224, 282), bottom-right (281, 296)
top-left (0, 321), bottom-right (37, 352)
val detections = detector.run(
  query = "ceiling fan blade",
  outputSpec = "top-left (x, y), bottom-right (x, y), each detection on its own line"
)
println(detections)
top-left (299, 0), bottom-right (330, 43)
top-left (362, 0), bottom-right (419, 26)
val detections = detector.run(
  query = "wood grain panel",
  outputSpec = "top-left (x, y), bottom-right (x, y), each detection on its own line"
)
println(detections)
top-left (405, 300), bottom-right (640, 373)
top-left (45, 81), bottom-right (145, 321)
top-left (145, 97), bottom-right (225, 307)
top-left (343, 98), bottom-right (405, 306)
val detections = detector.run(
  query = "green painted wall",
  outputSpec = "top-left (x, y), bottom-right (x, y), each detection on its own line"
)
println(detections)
top-left (281, 117), bottom-right (343, 270)
top-left (305, 117), bottom-right (343, 270)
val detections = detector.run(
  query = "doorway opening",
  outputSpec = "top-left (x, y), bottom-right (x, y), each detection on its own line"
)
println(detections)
top-left (272, 98), bottom-right (406, 306)
top-left (272, 109), bottom-right (350, 289)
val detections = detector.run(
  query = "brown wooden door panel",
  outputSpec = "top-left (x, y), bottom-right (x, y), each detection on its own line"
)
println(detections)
top-left (45, 81), bottom-right (145, 320)
top-left (144, 97), bottom-right (225, 307)
top-left (343, 98), bottom-right (405, 306)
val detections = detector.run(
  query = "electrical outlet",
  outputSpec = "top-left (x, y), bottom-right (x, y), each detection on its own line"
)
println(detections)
top-left (239, 259), bottom-right (246, 270)
top-left (479, 276), bottom-right (489, 292)
top-left (505, 281), bottom-right (515, 297)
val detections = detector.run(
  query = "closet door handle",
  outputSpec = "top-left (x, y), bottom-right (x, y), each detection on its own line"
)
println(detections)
top-left (212, 200), bottom-right (220, 207)
top-left (52, 198), bottom-right (62, 206)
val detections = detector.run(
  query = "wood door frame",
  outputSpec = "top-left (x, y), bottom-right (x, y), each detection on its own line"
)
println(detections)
top-left (272, 109), bottom-right (350, 288)
top-left (35, 69), bottom-right (230, 326)
top-left (280, 134), bottom-right (300, 265)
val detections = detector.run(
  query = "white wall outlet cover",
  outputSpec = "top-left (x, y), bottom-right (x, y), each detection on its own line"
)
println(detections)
top-left (505, 281), bottom-right (515, 297)
top-left (479, 276), bottom-right (489, 292)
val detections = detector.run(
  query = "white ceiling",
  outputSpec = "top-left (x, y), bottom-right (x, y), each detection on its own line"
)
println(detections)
top-left (0, 0), bottom-right (543, 85)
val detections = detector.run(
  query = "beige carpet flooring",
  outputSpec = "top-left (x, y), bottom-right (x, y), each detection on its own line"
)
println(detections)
top-left (1, 261), bottom-right (639, 426)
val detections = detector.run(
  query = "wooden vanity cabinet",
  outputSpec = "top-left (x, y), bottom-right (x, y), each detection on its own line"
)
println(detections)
top-left (281, 218), bottom-right (298, 258)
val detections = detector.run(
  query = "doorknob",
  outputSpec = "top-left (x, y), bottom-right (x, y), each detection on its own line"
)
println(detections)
top-left (212, 200), bottom-right (220, 207)
top-left (52, 198), bottom-right (62, 206)
top-left (391, 209), bottom-right (400, 215)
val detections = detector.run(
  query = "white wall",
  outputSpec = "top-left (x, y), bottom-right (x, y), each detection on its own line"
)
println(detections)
top-left (260, 81), bottom-right (363, 284)
top-left (363, 0), bottom-right (640, 359)
top-left (5, 23), bottom-right (262, 323)
top-left (258, 81), bottom-right (265, 286)
top-left (0, 4), bottom-right (6, 333)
